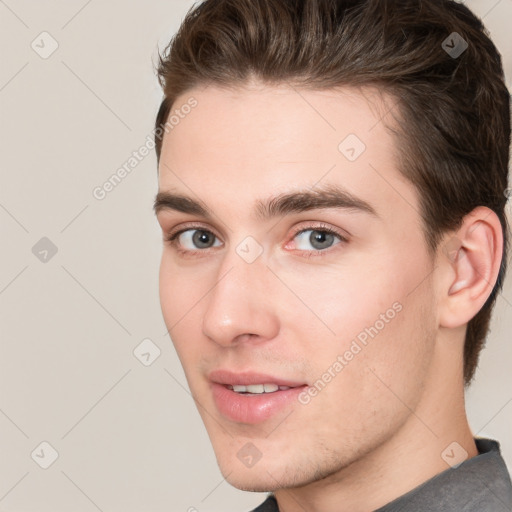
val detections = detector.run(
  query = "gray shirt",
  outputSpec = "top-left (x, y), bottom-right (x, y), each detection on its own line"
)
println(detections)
top-left (250, 438), bottom-right (512, 511)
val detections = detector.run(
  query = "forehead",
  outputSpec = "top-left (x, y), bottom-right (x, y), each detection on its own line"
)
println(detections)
top-left (157, 83), bottom-right (418, 225)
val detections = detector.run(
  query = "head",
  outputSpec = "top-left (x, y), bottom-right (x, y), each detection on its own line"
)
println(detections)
top-left (153, 0), bottom-right (510, 492)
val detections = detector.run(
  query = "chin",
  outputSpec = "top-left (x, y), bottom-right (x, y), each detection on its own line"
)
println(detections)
top-left (214, 456), bottom-right (278, 491)
top-left (217, 455), bottom-right (334, 492)
top-left (225, 474), bottom-right (277, 493)
top-left (222, 467), bottom-right (297, 492)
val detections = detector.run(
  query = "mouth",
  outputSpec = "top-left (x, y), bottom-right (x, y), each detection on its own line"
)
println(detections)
top-left (208, 370), bottom-right (308, 424)
top-left (226, 383), bottom-right (293, 394)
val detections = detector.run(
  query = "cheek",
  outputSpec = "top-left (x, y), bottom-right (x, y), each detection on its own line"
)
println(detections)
top-left (317, 270), bottom-right (436, 417)
top-left (294, 292), bottom-right (436, 457)
top-left (286, 247), bottom-right (436, 391)
top-left (273, 253), bottom-right (411, 349)
top-left (158, 253), bottom-right (206, 325)
top-left (158, 254), bottom-right (205, 362)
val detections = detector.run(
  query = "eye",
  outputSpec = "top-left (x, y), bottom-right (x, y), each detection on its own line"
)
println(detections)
top-left (292, 227), bottom-right (345, 251)
top-left (165, 223), bottom-right (346, 256)
top-left (169, 228), bottom-right (222, 250)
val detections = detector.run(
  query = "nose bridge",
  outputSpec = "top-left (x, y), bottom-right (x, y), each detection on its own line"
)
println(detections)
top-left (201, 247), bottom-right (280, 346)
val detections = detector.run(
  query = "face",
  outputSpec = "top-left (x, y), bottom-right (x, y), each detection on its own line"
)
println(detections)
top-left (155, 83), bottom-right (439, 491)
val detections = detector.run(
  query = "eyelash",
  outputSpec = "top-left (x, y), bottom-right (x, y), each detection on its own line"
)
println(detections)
top-left (164, 222), bottom-right (348, 258)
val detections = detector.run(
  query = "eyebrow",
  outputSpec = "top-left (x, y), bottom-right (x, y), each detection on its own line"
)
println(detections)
top-left (153, 184), bottom-right (378, 220)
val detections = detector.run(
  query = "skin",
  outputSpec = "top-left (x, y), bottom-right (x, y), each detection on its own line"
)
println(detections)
top-left (155, 81), bottom-right (502, 512)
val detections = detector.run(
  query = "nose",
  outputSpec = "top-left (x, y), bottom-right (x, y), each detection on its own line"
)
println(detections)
top-left (201, 254), bottom-right (280, 348)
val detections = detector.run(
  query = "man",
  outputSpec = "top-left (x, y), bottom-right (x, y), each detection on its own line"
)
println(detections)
top-left (152, 0), bottom-right (512, 510)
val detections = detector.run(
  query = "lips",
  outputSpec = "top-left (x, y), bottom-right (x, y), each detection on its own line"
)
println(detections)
top-left (208, 369), bottom-right (307, 424)
top-left (208, 369), bottom-right (305, 388)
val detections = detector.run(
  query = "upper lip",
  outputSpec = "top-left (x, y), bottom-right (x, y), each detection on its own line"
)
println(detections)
top-left (208, 369), bottom-right (306, 388)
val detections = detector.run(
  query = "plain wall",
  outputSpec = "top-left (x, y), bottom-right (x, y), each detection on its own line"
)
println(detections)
top-left (0, 1), bottom-right (511, 511)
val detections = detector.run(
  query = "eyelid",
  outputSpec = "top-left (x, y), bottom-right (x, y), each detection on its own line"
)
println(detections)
top-left (165, 222), bottom-right (223, 242)
top-left (289, 221), bottom-right (348, 240)
top-left (285, 222), bottom-right (348, 252)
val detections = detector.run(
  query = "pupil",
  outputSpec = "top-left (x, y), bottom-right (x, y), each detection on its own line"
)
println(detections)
top-left (310, 230), bottom-right (334, 249)
top-left (193, 231), bottom-right (213, 248)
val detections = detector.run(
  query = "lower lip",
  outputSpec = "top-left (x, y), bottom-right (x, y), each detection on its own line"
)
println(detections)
top-left (211, 383), bottom-right (307, 424)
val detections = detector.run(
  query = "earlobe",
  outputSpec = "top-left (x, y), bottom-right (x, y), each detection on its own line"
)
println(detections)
top-left (438, 208), bottom-right (502, 329)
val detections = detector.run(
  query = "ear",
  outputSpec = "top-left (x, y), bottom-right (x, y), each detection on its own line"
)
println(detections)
top-left (437, 206), bottom-right (503, 329)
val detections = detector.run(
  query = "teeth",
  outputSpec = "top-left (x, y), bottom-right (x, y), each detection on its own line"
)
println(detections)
top-left (229, 383), bottom-right (290, 394)
top-left (247, 384), bottom-right (264, 394)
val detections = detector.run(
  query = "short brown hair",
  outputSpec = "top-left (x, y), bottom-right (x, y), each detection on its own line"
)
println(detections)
top-left (154, 0), bottom-right (511, 385)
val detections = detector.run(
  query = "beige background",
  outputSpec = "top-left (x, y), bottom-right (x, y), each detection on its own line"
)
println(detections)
top-left (0, 1), bottom-right (511, 511)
